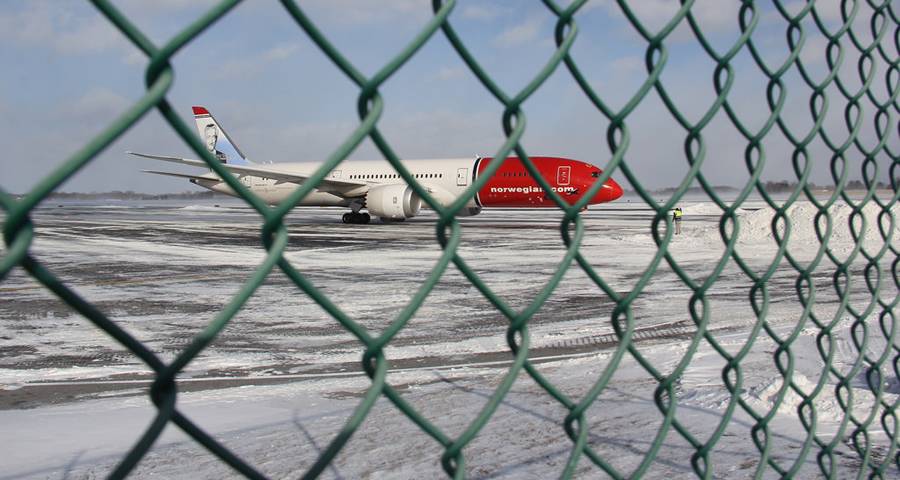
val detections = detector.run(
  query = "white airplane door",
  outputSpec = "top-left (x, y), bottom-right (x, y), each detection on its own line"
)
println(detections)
top-left (457, 168), bottom-right (468, 186)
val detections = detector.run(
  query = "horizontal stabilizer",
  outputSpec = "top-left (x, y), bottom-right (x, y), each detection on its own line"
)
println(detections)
top-left (129, 151), bottom-right (368, 195)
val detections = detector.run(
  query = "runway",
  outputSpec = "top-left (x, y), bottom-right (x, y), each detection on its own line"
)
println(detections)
top-left (1, 197), bottom-right (896, 478)
top-left (2, 200), bottom-right (701, 405)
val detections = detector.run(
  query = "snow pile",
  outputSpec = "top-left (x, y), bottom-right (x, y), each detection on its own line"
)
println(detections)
top-left (177, 205), bottom-right (232, 212)
top-left (692, 201), bottom-right (897, 256)
top-left (745, 373), bottom-right (841, 417)
top-left (680, 202), bottom-right (746, 216)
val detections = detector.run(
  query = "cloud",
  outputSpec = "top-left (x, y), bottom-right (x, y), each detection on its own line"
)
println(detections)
top-left (589, 0), bottom-right (739, 40)
top-left (115, 0), bottom-right (220, 15)
top-left (688, 0), bottom-right (740, 31)
top-left (53, 89), bottom-right (133, 135)
top-left (798, 34), bottom-right (828, 66)
top-left (0, 1), bottom-right (137, 57)
top-left (433, 65), bottom-right (466, 81)
top-left (811, 0), bottom-right (847, 23)
top-left (780, 0), bottom-right (846, 24)
top-left (246, 107), bottom-right (500, 165)
top-left (493, 16), bottom-right (545, 48)
top-left (213, 43), bottom-right (302, 80)
top-left (62, 88), bottom-right (132, 118)
top-left (53, 16), bottom-right (123, 55)
top-left (461, 5), bottom-right (504, 21)
top-left (122, 49), bottom-right (147, 66)
top-left (300, 0), bottom-right (431, 26)
top-left (262, 43), bottom-right (301, 62)
top-left (624, 0), bottom-right (737, 31)
top-left (611, 56), bottom-right (642, 74)
top-left (0, 2), bottom-right (53, 45)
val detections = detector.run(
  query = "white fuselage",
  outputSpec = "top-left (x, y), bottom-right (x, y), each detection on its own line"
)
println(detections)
top-left (200, 158), bottom-right (479, 208)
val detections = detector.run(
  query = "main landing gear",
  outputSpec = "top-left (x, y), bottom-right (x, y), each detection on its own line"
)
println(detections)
top-left (342, 212), bottom-right (371, 224)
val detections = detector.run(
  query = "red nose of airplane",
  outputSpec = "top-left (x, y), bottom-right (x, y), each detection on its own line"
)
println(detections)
top-left (606, 177), bottom-right (624, 201)
top-left (592, 176), bottom-right (624, 203)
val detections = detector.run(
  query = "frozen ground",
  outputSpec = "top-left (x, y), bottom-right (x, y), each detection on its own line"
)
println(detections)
top-left (0, 196), bottom-right (897, 478)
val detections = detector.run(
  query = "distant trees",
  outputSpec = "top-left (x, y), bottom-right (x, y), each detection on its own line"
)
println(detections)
top-left (763, 180), bottom-right (795, 192)
top-left (762, 180), bottom-right (890, 192)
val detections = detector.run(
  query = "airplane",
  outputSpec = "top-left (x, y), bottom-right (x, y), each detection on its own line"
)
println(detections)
top-left (133, 106), bottom-right (624, 224)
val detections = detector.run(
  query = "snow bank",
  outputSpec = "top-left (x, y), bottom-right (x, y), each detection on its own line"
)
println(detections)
top-left (177, 205), bottom-right (239, 212)
top-left (680, 202), bottom-right (746, 216)
top-left (745, 373), bottom-right (843, 418)
top-left (691, 201), bottom-right (897, 256)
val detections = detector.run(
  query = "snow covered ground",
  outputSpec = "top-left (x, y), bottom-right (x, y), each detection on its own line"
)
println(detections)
top-left (1, 196), bottom-right (897, 478)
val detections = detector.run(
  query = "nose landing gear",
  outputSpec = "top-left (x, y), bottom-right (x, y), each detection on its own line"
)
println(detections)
top-left (342, 212), bottom-right (371, 224)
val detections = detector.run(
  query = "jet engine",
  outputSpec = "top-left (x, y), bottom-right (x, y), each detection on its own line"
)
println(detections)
top-left (366, 184), bottom-right (422, 220)
top-left (455, 206), bottom-right (482, 217)
top-left (418, 184), bottom-right (482, 217)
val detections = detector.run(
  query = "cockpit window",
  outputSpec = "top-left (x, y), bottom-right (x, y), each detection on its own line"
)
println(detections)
top-left (591, 171), bottom-right (601, 178)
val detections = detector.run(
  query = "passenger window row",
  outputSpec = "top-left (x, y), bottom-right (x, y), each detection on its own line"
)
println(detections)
top-left (349, 173), bottom-right (444, 180)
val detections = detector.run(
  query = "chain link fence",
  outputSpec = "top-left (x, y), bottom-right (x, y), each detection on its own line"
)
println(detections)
top-left (1, 0), bottom-right (898, 478)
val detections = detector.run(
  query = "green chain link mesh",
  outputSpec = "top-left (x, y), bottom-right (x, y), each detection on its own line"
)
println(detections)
top-left (1, 0), bottom-right (898, 478)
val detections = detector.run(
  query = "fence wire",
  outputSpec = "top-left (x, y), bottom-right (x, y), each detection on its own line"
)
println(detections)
top-left (1, 0), bottom-right (899, 478)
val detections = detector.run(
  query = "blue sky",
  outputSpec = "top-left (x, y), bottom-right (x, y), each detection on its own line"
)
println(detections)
top-left (0, 0), bottom-right (895, 194)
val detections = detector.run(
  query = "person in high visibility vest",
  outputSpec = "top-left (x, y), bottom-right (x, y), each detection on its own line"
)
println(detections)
top-left (673, 207), bottom-right (683, 235)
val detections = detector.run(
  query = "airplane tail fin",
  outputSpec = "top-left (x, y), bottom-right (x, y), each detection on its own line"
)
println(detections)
top-left (192, 106), bottom-right (251, 165)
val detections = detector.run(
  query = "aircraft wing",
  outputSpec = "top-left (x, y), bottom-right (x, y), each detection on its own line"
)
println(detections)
top-left (129, 152), bottom-right (368, 196)
top-left (141, 169), bottom-right (218, 181)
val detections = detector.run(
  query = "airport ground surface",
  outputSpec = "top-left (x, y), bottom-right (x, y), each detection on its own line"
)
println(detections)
top-left (1, 197), bottom-right (896, 478)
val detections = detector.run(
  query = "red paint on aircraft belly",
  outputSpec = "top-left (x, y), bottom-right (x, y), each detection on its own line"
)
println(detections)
top-left (476, 157), bottom-right (622, 207)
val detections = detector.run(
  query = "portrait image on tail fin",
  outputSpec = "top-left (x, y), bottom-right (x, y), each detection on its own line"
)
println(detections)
top-left (203, 123), bottom-right (228, 163)
top-left (192, 105), bottom-right (250, 166)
